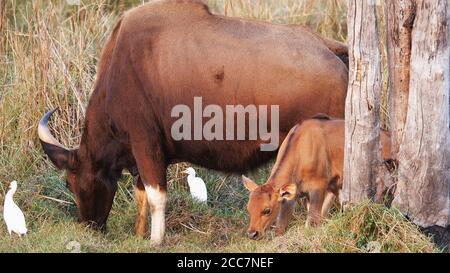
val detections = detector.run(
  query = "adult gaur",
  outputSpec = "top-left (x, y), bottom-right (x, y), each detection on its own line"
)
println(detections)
top-left (38, 0), bottom-right (348, 245)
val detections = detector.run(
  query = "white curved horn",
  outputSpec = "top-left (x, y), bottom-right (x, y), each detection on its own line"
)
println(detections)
top-left (38, 109), bottom-right (68, 149)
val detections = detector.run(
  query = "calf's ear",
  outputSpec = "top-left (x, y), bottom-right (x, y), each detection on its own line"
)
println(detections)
top-left (279, 183), bottom-right (297, 201)
top-left (242, 175), bottom-right (258, 192)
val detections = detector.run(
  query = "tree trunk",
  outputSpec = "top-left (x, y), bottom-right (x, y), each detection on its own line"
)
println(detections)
top-left (342, 0), bottom-right (384, 204)
top-left (392, 0), bottom-right (450, 228)
top-left (386, 0), bottom-right (416, 157)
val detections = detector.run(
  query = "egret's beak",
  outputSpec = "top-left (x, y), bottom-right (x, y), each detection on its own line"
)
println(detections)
top-left (182, 170), bottom-right (188, 174)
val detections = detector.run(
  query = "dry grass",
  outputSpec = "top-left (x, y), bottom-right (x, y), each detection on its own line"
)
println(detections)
top-left (0, 0), bottom-right (438, 253)
top-left (209, 0), bottom-right (347, 40)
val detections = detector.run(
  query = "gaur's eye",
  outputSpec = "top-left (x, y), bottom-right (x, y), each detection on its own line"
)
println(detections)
top-left (262, 208), bottom-right (271, 215)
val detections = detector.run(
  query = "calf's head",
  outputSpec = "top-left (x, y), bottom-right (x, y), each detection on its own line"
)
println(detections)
top-left (242, 175), bottom-right (297, 240)
top-left (38, 110), bottom-right (118, 230)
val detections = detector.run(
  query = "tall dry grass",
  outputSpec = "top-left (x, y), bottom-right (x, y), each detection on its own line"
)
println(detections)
top-left (210, 0), bottom-right (347, 40)
top-left (1, 1), bottom-right (116, 184)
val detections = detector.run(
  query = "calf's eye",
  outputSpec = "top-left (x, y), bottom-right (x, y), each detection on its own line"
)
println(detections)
top-left (262, 208), bottom-right (271, 215)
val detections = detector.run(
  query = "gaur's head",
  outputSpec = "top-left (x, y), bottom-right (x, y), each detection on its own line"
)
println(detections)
top-left (242, 175), bottom-right (297, 240)
top-left (38, 110), bottom-right (119, 230)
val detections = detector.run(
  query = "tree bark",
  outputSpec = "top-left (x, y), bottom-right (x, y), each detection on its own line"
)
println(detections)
top-left (392, 0), bottom-right (450, 228)
top-left (342, 0), bottom-right (384, 204)
top-left (386, 0), bottom-right (416, 157)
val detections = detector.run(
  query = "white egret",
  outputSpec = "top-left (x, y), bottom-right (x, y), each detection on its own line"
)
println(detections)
top-left (3, 181), bottom-right (27, 236)
top-left (183, 167), bottom-right (207, 204)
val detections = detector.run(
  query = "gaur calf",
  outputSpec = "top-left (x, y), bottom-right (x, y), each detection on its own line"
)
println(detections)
top-left (243, 115), bottom-right (392, 240)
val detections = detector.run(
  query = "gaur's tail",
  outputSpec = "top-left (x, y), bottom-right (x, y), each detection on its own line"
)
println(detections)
top-left (300, 26), bottom-right (349, 68)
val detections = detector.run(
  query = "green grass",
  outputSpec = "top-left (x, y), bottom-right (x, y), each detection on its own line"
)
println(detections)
top-left (0, 165), bottom-right (438, 253)
top-left (0, 0), bottom-right (439, 253)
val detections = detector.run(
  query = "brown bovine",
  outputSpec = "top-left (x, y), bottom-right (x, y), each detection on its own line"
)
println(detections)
top-left (38, 0), bottom-right (348, 245)
top-left (243, 116), bottom-right (392, 240)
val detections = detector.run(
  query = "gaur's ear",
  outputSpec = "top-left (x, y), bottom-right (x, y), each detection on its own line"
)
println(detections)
top-left (279, 183), bottom-right (297, 201)
top-left (242, 175), bottom-right (258, 192)
top-left (41, 142), bottom-right (78, 171)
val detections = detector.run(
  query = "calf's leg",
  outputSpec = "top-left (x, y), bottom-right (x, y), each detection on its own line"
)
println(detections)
top-left (321, 191), bottom-right (336, 217)
top-left (275, 199), bottom-right (296, 235)
top-left (306, 187), bottom-right (325, 227)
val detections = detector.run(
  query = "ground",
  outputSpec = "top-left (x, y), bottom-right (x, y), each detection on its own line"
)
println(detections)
top-left (0, 163), bottom-right (438, 252)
